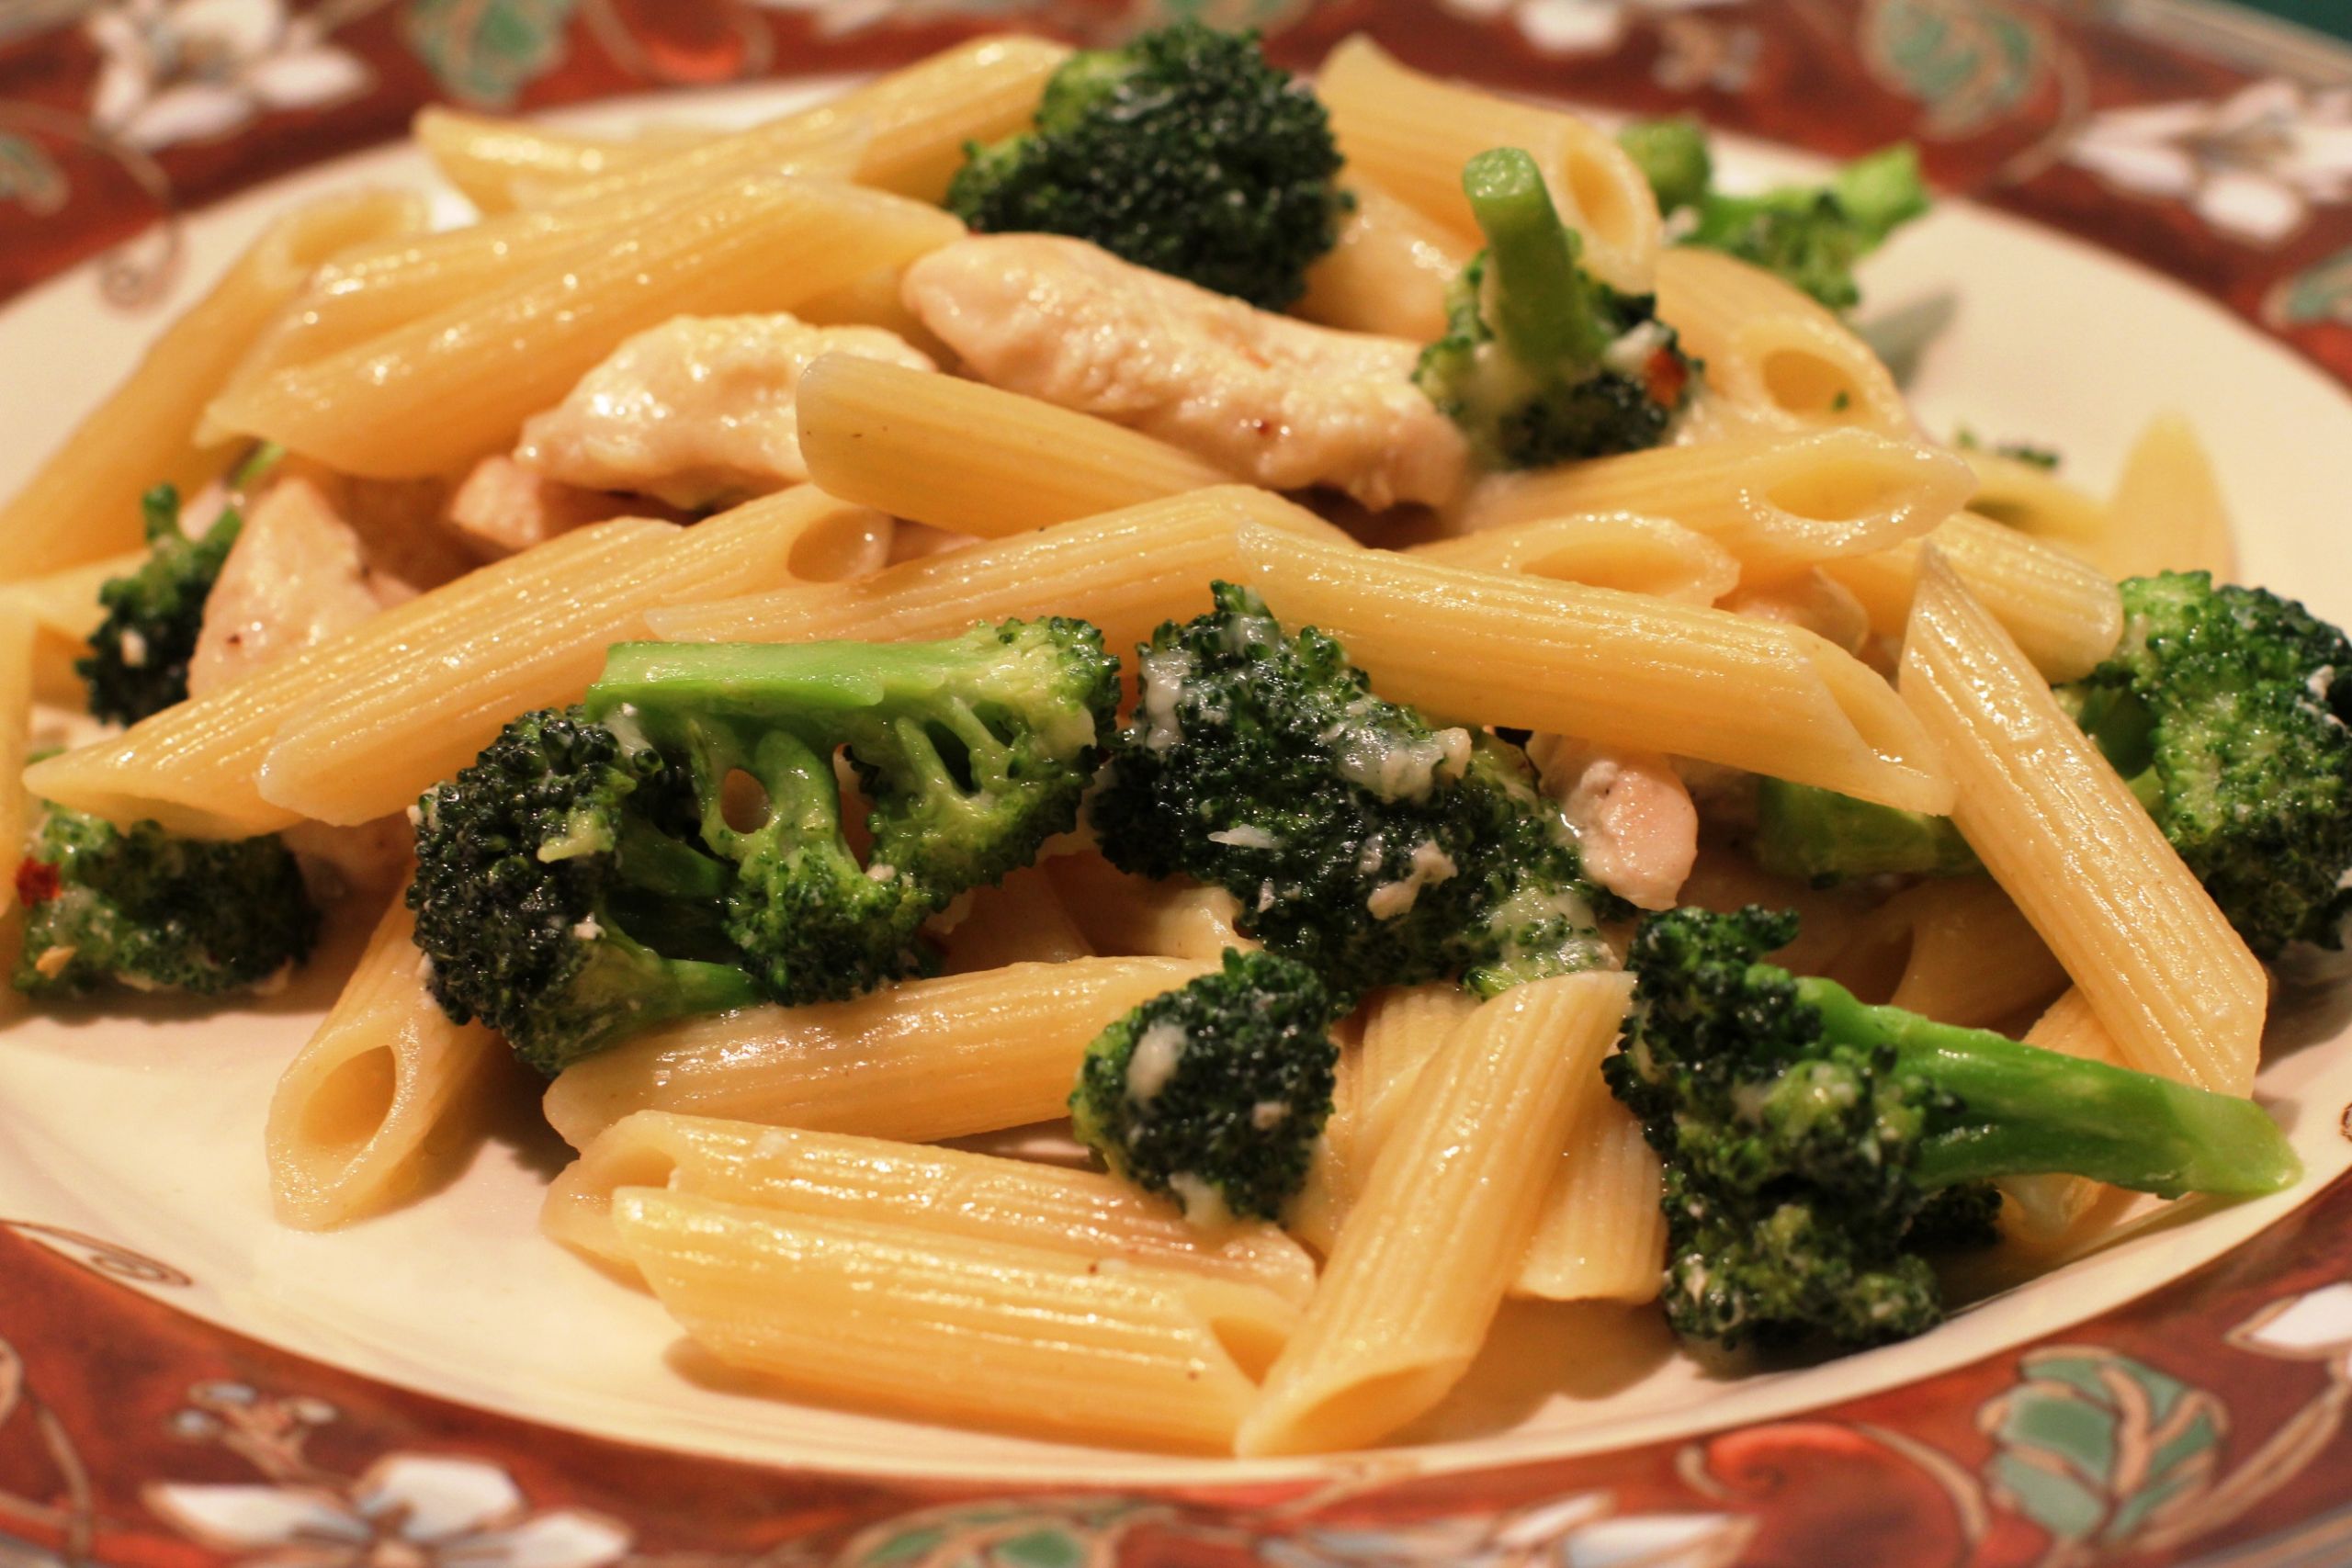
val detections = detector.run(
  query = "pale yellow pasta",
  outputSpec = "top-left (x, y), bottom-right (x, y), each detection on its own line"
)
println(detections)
top-left (797, 265), bottom-right (953, 362)
top-left (1513, 1099), bottom-right (1664, 1304)
top-left (543, 957), bottom-right (1212, 1150)
top-left (1679, 841), bottom-right (1880, 978)
top-left (1288, 1038), bottom-right (1360, 1258)
top-left (2105, 412), bottom-right (2235, 581)
top-left (1316, 36), bottom-right (1657, 293)
top-left (1238, 525), bottom-right (1954, 813)
top-left (266, 897), bottom-right (503, 1229)
top-left (1962, 447), bottom-right (2112, 552)
top-left (796, 355), bottom-right (1232, 536)
top-left (936, 865), bottom-right (1095, 972)
top-left (1656, 248), bottom-right (1910, 436)
top-left (1042, 852), bottom-right (1257, 963)
top-left (1995, 988), bottom-right (2143, 1258)
top-left (649, 486), bottom-right (1348, 654)
top-left (0, 607), bottom-right (32, 920)
top-left (413, 107), bottom-right (698, 211)
top-left (0, 189), bottom-right (425, 580)
top-left (1825, 876), bottom-right (2068, 1030)
top-left (209, 178), bottom-right (964, 478)
top-left (548, 1111), bottom-right (1316, 1303)
top-left (1454, 429), bottom-right (1973, 581)
top-left (256, 490), bottom-right (889, 828)
top-left (614, 1190), bottom-right (1295, 1451)
top-left (1899, 548), bottom-right (2266, 1094)
top-left (1409, 513), bottom-right (1740, 605)
top-left (1820, 511), bottom-right (2123, 683)
top-left (2, 549), bottom-right (144, 706)
top-left (519, 115), bottom-right (871, 211)
top-left (1238, 971), bottom-right (1634, 1457)
top-left (1295, 177), bottom-right (1470, 341)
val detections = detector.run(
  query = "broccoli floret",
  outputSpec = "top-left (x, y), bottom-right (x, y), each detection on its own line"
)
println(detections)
top-left (1619, 119), bottom-right (1928, 312)
top-left (1070, 948), bottom-right (1337, 1223)
top-left (1090, 583), bottom-right (1617, 1002)
top-left (13, 802), bottom-right (315, 998)
top-left (78, 485), bottom-right (240, 725)
top-left (410, 620), bottom-right (1118, 1074)
top-left (1413, 147), bottom-right (1694, 469)
top-left (944, 22), bottom-right (1347, 310)
top-left (1953, 426), bottom-right (2062, 470)
top-left (1757, 573), bottom-right (2352, 955)
top-left (1611, 907), bottom-right (2298, 1349)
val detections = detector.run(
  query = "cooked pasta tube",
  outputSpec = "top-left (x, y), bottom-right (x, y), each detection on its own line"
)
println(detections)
top-left (1292, 983), bottom-right (1480, 1253)
top-left (1317, 36), bottom-right (1657, 294)
top-left (1410, 513), bottom-right (1741, 604)
top-left (1238, 525), bottom-right (1954, 814)
top-left (0, 606), bottom-right (32, 919)
top-left (797, 265), bottom-right (953, 362)
top-left (266, 897), bottom-right (503, 1229)
top-left (1295, 177), bottom-right (1470, 342)
top-left (256, 490), bottom-right (889, 827)
top-left (796, 355), bottom-right (1232, 536)
top-left (1656, 248), bottom-right (1911, 436)
top-left (2105, 412), bottom-right (2235, 581)
top-left (2, 549), bottom-right (143, 706)
top-left (616, 1190), bottom-right (1295, 1451)
top-left (542, 957), bottom-right (1213, 1150)
top-left (414, 107), bottom-right (702, 211)
top-left (649, 486), bottom-right (1347, 654)
top-left (1997, 989), bottom-right (2142, 1257)
top-left (1820, 512), bottom-right (2122, 683)
top-left (1899, 548), bottom-right (2266, 1094)
top-left (1288, 1037), bottom-right (1361, 1258)
top-left (1238, 971), bottom-right (1634, 1457)
top-left (936, 865), bottom-right (1095, 971)
top-left (517, 116), bottom-right (871, 214)
top-left (1513, 1098), bottom-right (1665, 1303)
top-left (1455, 429), bottom-right (1973, 581)
top-left (1825, 876), bottom-right (2068, 1030)
top-left (209, 178), bottom-right (965, 478)
top-left (1962, 447), bottom-right (2112, 553)
top-left (0, 189), bottom-right (425, 580)
top-left (548, 1111), bottom-right (1316, 1303)
top-left (1042, 852), bottom-right (1257, 963)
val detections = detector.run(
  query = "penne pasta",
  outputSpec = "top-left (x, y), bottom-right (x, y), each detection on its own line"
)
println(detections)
top-left (266, 897), bottom-right (503, 1229)
top-left (1656, 247), bottom-right (1911, 436)
top-left (2105, 412), bottom-right (2236, 581)
top-left (0, 189), bottom-right (425, 580)
top-left (935, 865), bottom-right (1095, 971)
top-left (1996, 989), bottom-right (2143, 1258)
top-left (1295, 177), bottom-right (1470, 342)
top-left (0, 606), bottom-right (33, 920)
top-left (1408, 513), bottom-right (1741, 605)
top-left (614, 1189), bottom-right (1296, 1451)
top-left (1238, 971), bottom-right (1634, 1456)
top-left (1291, 983), bottom-right (1479, 1253)
top-left (1962, 447), bottom-right (2113, 554)
top-left (1899, 548), bottom-right (2267, 1093)
top-left (209, 178), bottom-right (965, 478)
top-left (1042, 852), bottom-right (1258, 963)
top-left (648, 485), bottom-right (1348, 654)
top-left (542, 956), bottom-right (1213, 1150)
top-left (2, 549), bottom-right (144, 707)
top-left (1454, 428), bottom-right (1974, 581)
top-left (796, 355), bottom-right (1232, 536)
top-left (413, 107), bottom-right (700, 211)
top-left (548, 1111), bottom-right (1317, 1303)
top-left (1238, 525), bottom-right (1954, 813)
top-left (1316, 36), bottom-right (1657, 294)
top-left (1513, 1098), bottom-right (1665, 1304)
top-left (1825, 875), bottom-right (2068, 1030)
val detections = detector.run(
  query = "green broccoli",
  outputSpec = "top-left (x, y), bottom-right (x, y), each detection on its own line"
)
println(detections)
top-left (1618, 118), bottom-right (1929, 312)
top-left (944, 21), bottom-right (1347, 310)
top-left (14, 801), bottom-right (316, 998)
top-left (1413, 147), bottom-right (1694, 470)
top-left (1953, 426), bottom-right (2062, 470)
top-left (1089, 582), bottom-right (1617, 1003)
top-left (1753, 573), bottom-right (2352, 956)
top-left (1610, 906), bottom-right (2299, 1349)
top-left (408, 619), bottom-right (1118, 1075)
top-left (1071, 948), bottom-right (1338, 1224)
top-left (78, 485), bottom-right (240, 726)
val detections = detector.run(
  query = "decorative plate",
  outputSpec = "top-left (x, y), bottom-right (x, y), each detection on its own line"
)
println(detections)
top-left (6, 1), bottom-right (2352, 1562)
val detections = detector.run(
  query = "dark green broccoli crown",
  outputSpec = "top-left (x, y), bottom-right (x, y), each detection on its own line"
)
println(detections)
top-left (1069, 947), bottom-right (1337, 1222)
top-left (1414, 148), bottom-right (1693, 469)
top-left (944, 21), bottom-right (1347, 310)
top-left (15, 802), bottom-right (315, 998)
top-left (78, 485), bottom-right (241, 726)
top-left (2059, 571), bottom-right (2352, 957)
top-left (1089, 583), bottom-right (1614, 1001)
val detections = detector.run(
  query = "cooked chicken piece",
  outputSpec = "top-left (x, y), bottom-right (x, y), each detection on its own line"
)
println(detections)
top-left (283, 815), bottom-right (413, 897)
top-left (446, 455), bottom-right (673, 560)
top-left (187, 478), bottom-right (401, 701)
top-left (515, 313), bottom-right (935, 509)
top-left (1526, 735), bottom-right (1699, 912)
top-left (901, 235), bottom-right (1468, 511)
top-left (273, 458), bottom-right (472, 592)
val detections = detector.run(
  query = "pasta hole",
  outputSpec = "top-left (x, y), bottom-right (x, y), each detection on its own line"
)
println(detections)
top-left (1257, 1364), bottom-right (1460, 1444)
top-left (1561, 153), bottom-right (1638, 258)
top-left (1763, 460), bottom-right (1905, 525)
top-left (297, 1046), bottom-right (400, 1157)
top-left (1759, 350), bottom-right (1867, 422)
top-left (720, 770), bottom-right (771, 833)
top-left (1209, 1308), bottom-right (1292, 1383)
top-left (597, 1149), bottom-right (682, 1202)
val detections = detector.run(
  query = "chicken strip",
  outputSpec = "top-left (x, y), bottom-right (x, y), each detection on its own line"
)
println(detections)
top-left (446, 455), bottom-right (675, 560)
top-left (901, 235), bottom-right (1467, 511)
top-left (516, 313), bottom-right (935, 509)
top-left (1525, 735), bottom-right (1699, 912)
top-left (188, 478), bottom-right (401, 701)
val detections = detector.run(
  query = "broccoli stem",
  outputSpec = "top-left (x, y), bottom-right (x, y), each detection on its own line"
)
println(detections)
top-left (1461, 147), bottom-right (1611, 368)
top-left (591, 639), bottom-right (962, 723)
top-left (1795, 976), bottom-right (2299, 1199)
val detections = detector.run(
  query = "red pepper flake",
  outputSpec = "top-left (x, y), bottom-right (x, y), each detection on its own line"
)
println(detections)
top-left (15, 858), bottom-right (58, 908)
top-left (1644, 345), bottom-right (1689, 409)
